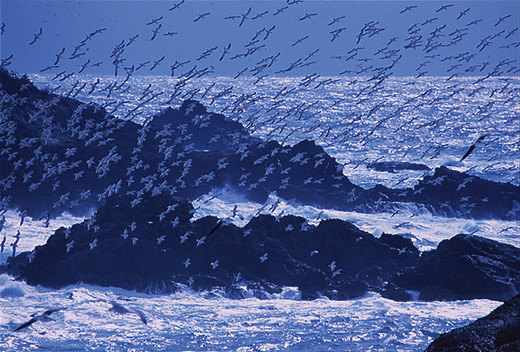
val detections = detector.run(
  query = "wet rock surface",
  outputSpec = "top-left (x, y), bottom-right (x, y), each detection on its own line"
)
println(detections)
top-left (425, 294), bottom-right (520, 352)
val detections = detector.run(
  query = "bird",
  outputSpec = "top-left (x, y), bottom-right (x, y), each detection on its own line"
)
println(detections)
top-left (239, 7), bottom-right (252, 27)
top-left (299, 13), bottom-right (318, 21)
top-left (108, 301), bottom-right (147, 325)
top-left (328, 15), bottom-right (346, 26)
top-left (169, 0), bottom-right (185, 11)
top-left (460, 134), bottom-right (488, 162)
top-left (259, 253), bottom-right (268, 263)
top-left (14, 307), bottom-right (67, 332)
top-left (66, 241), bottom-right (75, 252)
top-left (273, 6), bottom-right (288, 16)
top-left (400, 5), bottom-right (417, 13)
top-left (196, 236), bottom-right (206, 246)
top-left (456, 8), bottom-right (470, 20)
top-left (29, 27), bottom-right (43, 45)
top-left (436, 4), bottom-right (454, 12)
top-left (219, 43), bottom-right (232, 61)
top-left (207, 219), bottom-right (224, 236)
top-left (194, 12), bottom-right (211, 22)
top-left (89, 238), bottom-right (98, 250)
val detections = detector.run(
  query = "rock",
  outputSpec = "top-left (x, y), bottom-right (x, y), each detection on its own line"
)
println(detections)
top-left (366, 161), bottom-right (430, 173)
top-left (2, 68), bottom-right (518, 221)
top-left (408, 166), bottom-right (520, 220)
top-left (391, 234), bottom-right (520, 301)
top-left (425, 294), bottom-right (520, 352)
top-left (7, 192), bottom-right (421, 300)
top-left (380, 282), bottom-right (412, 302)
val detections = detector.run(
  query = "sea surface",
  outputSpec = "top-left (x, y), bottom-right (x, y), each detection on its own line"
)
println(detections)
top-left (0, 74), bottom-right (518, 351)
top-left (30, 74), bottom-right (520, 189)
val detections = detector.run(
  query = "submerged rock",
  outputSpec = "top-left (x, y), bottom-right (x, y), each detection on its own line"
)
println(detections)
top-left (366, 161), bottom-right (430, 173)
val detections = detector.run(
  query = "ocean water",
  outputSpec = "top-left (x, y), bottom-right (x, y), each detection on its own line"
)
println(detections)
top-left (0, 270), bottom-right (502, 352)
top-left (30, 74), bottom-right (520, 189)
top-left (2, 0), bottom-right (519, 349)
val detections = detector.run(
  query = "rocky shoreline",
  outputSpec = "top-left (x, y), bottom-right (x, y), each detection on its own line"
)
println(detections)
top-left (1, 68), bottom-right (519, 302)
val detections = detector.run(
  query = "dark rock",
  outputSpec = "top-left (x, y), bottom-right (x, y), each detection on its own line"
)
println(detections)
top-left (380, 282), bottom-right (412, 302)
top-left (1, 68), bottom-right (518, 221)
top-left (408, 166), bottom-right (520, 220)
top-left (366, 161), bottom-right (430, 173)
top-left (425, 294), bottom-right (520, 352)
top-left (392, 234), bottom-right (520, 301)
top-left (7, 192), bottom-right (421, 300)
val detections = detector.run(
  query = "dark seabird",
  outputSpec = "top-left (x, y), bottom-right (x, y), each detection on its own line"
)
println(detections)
top-left (14, 307), bottom-right (67, 332)
top-left (460, 134), bottom-right (488, 162)
top-left (109, 301), bottom-right (147, 325)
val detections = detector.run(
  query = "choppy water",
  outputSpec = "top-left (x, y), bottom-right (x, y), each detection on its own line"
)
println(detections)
top-left (30, 74), bottom-right (520, 189)
top-left (0, 273), bottom-right (501, 352)
top-left (0, 190), bottom-right (512, 352)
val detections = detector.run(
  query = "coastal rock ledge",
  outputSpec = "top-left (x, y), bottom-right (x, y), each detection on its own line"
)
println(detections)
top-left (425, 293), bottom-right (520, 352)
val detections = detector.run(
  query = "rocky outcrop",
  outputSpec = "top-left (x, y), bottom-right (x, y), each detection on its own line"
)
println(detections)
top-left (425, 294), bottom-right (520, 352)
top-left (406, 166), bottom-right (520, 220)
top-left (366, 161), bottom-right (430, 173)
top-left (6, 192), bottom-right (420, 300)
top-left (391, 234), bottom-right (520, 301)
top-left (7, 190), bottom-right (519, 302)
top-left (1, 68), bottom-right (519, 221)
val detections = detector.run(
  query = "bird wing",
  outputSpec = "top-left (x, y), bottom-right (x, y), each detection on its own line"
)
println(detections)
top-left (134, 310), bottom-right (148, 325)
top-left (207, 220), bottom-right (223, 236)
top-left (460, 145), bottom-right (475, 162)
top-left (14, 318), bottom-right (37, 332)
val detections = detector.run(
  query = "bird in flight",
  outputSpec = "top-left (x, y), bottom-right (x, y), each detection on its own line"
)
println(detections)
top-left (400, 5), bottom-right (417, 14)
top-left (194, 12), bottom-right (211, 22)
top-left (460, 134), bottom-right (488, 162)
top-left (14, 307), bottom-right (67, 332)
top-left (29, 27), bottom-right (43, 45)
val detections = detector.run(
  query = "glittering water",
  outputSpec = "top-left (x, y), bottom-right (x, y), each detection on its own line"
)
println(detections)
top-left (30, 74), bottom-right (520, 189)
top-left (0, 273), bottom-right (501, 352)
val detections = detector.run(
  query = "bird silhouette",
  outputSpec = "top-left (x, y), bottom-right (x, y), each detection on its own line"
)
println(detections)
top-left (14, 307), bottom-right (67, 332)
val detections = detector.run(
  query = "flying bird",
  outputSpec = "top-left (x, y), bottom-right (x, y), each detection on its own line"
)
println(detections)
top-left (108, 301), bottom-right (147, 325)
top-left (194, 12), bottom-right (211, 22)
top-left (14, 307), bottom-right (67, 332)
top-left (169, 0), bottom-right (185, 11)
top-left (460, 134), bottom-right (488, 162)
top-left (29, 27), bottom-right (43, 45)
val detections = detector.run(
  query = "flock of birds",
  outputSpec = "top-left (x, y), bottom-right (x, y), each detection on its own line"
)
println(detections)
top-left (1, 0), bottom-right (519, 333)
top-left (7, 0), bottom-right (514, 186)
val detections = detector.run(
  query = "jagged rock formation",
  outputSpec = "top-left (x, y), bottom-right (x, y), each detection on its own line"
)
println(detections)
top-left (6, 192), bottom-right (419, 300)
top-left (425, 294), bottom-right (520, 351)
top-left (6, 191), bottom-right (520, 302)
top-left (3, 70), bottom-right (519, 301)
top-left (1, 68), bottom-right (519, 221)
top-left (391, 234), bottom-right (520, 301)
